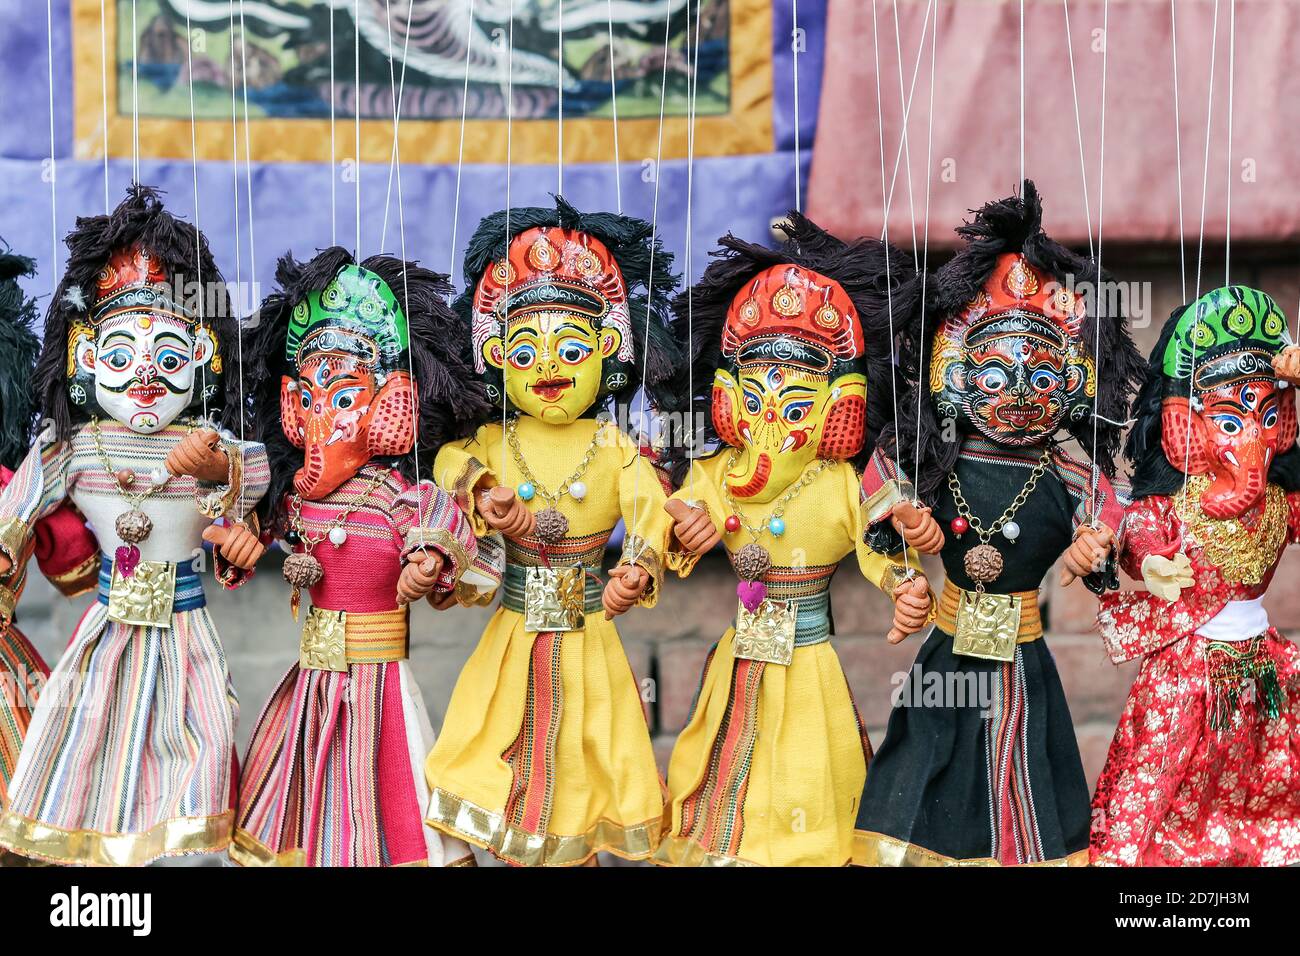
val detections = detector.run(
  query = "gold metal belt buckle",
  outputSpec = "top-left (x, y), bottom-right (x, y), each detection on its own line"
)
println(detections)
top-left (107, 559), bottom-right (177, 628)
top-left (952, 590), bottom-right (1021, 663)
top-left (733, 598), bottom-right (796, 666)
top-left (300, 606), bottom-right (348, 672)
top-left (524, 565), bottom-right (586, 633)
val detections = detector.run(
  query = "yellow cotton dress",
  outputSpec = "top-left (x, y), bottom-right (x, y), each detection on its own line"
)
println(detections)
top-left (425, 416), bottom-right (672, 865)
top-left (656, 453), bottom-right (924, 867)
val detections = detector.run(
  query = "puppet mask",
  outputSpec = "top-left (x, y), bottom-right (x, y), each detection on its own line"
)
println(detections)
top-left (713, 265), bottom-right (867, 503)
top-left (69, 246), bottom-right (217, 434)
top-left (473, 227), bottom-right (635, 422)
top-left (279, 264), bottom-right (417, 499)
top-left (929, 254), bottom-right (1094, 446)
top-left (1159, 286), bottom-right (1295, 519)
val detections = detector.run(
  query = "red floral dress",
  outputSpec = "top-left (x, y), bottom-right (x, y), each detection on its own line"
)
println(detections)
top-left (1092, 485), bottom-right (1300, 866)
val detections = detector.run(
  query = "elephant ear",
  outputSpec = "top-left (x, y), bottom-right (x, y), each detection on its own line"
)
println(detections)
top-left (367, 371), bottom-right (418, 457)
top-left (710, 369), bottom-right (743, 448)
top-left (279, 376), bottom-right (305, 449)
top-left (1278, 387), bottom-right (1298, 455)
top-left (1159, 398), bottom-right (1211, 475)
top-left (816, 392), bottom-right (867, 460)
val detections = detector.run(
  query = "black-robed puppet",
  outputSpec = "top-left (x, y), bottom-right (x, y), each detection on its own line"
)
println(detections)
top-left (853, 180), bottom-right (1143, 868)
top-left (423, 197), bottom-right (685, 867)
top-left (215, 247), bottom-right (489, 868)
top-left (0, 186), bottom-right (269, 867)
top-left (654, 213), bottom-right (934, 867)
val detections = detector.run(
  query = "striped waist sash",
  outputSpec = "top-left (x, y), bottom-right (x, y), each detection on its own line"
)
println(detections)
top-left (96, 555), bottom-right (206, 613)
top-left (500, 562), bottom-right (605, 615)
top-left (731, 590), bottom-right (832, 647)
top-left (299, 606), bottom-right (409, 671)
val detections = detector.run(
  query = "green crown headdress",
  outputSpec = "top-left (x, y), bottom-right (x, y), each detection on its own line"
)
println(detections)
top-left (285, 264), bottom-right (409, 375)
top-left (1161, 285), bottom-right (1289, 396)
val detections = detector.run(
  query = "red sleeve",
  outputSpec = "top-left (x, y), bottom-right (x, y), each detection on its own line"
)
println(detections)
top-left (1118, 495), bottom-right (1180, 581)
top-left (33, 502), bottom-right (100, 597)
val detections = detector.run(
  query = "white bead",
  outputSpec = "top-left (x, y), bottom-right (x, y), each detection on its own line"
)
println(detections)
top-left (328, 527), bottom-right (348, 546)
top-left (150, 467), bottom-right (168, 485)
top-left (569, 481), bottom-right (587, 502)
top-left (1001, 520), bottom-right (1020, 542)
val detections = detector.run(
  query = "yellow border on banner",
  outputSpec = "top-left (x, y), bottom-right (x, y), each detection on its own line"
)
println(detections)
top-left (72, 0), bottom-right (772, 164)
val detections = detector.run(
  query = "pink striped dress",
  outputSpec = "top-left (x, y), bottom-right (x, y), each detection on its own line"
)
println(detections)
top-left (233, 467), bottom-right (480, 867)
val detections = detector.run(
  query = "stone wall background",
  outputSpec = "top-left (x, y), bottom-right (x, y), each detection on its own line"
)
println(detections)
top-left (12, 250), bottom-right (1300, 862)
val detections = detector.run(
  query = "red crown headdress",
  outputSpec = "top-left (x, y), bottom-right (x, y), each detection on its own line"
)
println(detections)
top-left (88, 245), bottom-right (192, 327)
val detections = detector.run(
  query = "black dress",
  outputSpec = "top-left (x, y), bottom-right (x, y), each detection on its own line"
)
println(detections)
top-left (854, 437), bottom-right (1112, 866)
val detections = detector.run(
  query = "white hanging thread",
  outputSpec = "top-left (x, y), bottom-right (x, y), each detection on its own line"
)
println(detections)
top-left (500, 0), bottom-right (515, 484)
top-left (1019, 0), bottom-right (1025, 186)
top-left (792, 0), bottom-right (801, 212)
top-left (99, 0), bottom-right (110, 210)
top-left (1061, 0), bottom-right (1094, 258)
top-left (606, 0), bottom-right (622, 212)
top-left (182, 0), bottom-right (209, 423)
top-left (132, 0), bottom-right (140, 183)
top-left (880, 0), bottom-right (933, 237)
top-left (383, 0), bottom-right (426, 530)
top-left (449, 0), bottom-right (476, 281)
top-left (46, 0), bottom-right (58, 286)
top-left (1088, 0), bottom-right (1110, 517)
top-left (1224, 0), bottom-right (1236, 286)
top-left (1170, 0), bottom-right (1186, 301)
top-left (381, 0), bottom-right (417, 251)
top-left (355, 0), bottom-right (362, 256)
top-left (557, 0), bottom-right (564, 196)
top-left (890, 0), bottom-right (922, 258)
top-left (684, 0), bottom-right (704, 503)
top-left (911, 0), bottom-right (939, 488)
top-left (329, 0), bottom-right (337, 245)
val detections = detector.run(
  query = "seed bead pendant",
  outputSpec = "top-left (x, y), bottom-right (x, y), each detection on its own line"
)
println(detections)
top-left (963, 543), bottom-right (1004, 585)
top-left (534, 507), bottom-right (569, 545)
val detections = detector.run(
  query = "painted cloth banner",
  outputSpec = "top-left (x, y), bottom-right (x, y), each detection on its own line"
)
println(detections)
top-left (1, 0), bottom-right (823, 315)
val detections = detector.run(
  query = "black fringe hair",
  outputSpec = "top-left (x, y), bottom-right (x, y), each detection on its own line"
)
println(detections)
top-left (453, 195), bottom-right (680, 430)
top-left (658, 212), bottom-right (920, 486)
top-left (885, 179), bottom-right (1145, 505)
top-left (250, 246), bottom-right (492, 525)
top-left (0, 248), bottom-right (41, 470)
top-left (1127, 305), bottom-right (1300, 497)
top-left (32, 184), bottom-right (240, 442)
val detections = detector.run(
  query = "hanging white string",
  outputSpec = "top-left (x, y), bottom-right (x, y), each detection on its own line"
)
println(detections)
top-left (683, 0), bottom-right (704, 503)
top-left (879, 0), bottom-right (933, 238)
top-left (791, 0), bottom-right (801, 211)
top-left (329, 0), bottom-right (337, 245)
top-left (910, 0), bottom-right (939, 489)
top-left (1170, 0), bottom-right (1186, 301)
top-left (448, 0), bottom-right (477, 280)
top-left (380, 0), bottom-right (417, 251)
top-left (1087, 0), bottom-right (1109, 518)
top-left (131, 0), bottom-right (140, 183)
top-left (1018, 0), bottom-right (1025, 186)
top-left (383, 0), bottom-right (426, 529)
top-left (870, 0), bottom-right (912, 569)
top-left (182, 0), bottom-right (209, 423)
top-left (237, 2), bottom-right (257, 316)
top-left (1061, 0), bottom-right (1094, 258)
top-left (227, 4), bottom-right (246, 455)
top-left (355, 0), bottom-right (363, 256)
top-left (623, 0), bottom-right (676, 564)
top-left (500, 0), bottom-right (515, 484)
top-left (1183, 0), bottom-right (1220, 500)
top-left (890, 0), bottom-right (920, 258)
top-left (605, 0), bottom-right (622, 212)
top-left (557, 0), bottom-right (564, 196)
top-left (99, 0), bottom-right (110, 210)
top-left (1223, 0), bottom-right (1236, 286)
top-left (46, 0), bottom-right (58, 285)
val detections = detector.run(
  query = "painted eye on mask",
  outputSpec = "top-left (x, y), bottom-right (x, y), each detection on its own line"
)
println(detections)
top-left (556, 338), bottom-right (592, 365)
top-left (101, 347), bottom-right (134, 372)
top-left (332, 387), bottom-right (366, 411)
top-left (299, 386), bottom-right (313, 410)
top-left (973, 368), bottom-right (1008, 393)
top-left (1211, 413), bottom-right (1244, 436)
top-left (1029, 369), bottom-right (1062, 393)
top-left (155, 348), bottom-right (189, 374)
top-left (783, 400), bottom-right (813, 423)
top-left (1263, 404), bottom-right (1279, 430)
top-left (508, 344), bottom-right (537, 370)
top-left (743, 390), bottom-right (762, 415)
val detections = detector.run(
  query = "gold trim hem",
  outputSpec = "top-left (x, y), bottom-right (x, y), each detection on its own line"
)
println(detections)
top-left (48, 552), bottom-right (101, 598)
top-left (230, 828), bottom-right (432, 867)
top-left (0, 809), bottom-right (233, 867)
top-left (851, 829), bottom-right (1089, 867)
top-left (424, 787), bottom-right (661, 867)
top-left (0, 518), bottom-right (29, 578)
top-left (651, 833), bottom-right (760, 868)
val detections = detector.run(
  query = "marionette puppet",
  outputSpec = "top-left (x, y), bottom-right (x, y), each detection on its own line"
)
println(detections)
top-left (423, 197), bottom-right (687, 866)
top-left (654, 215), bottom-right (935, 867)
top-left (1092, 286), bottom-right (1300, 866)
top-left (0, 249), bottom-right (99, 810)
top-left (853, 181), bottom-right (1143, 866)
top-left (217, 248), bottom-right (490, 867)
top-left (0, 186), bottom-right (268, 865)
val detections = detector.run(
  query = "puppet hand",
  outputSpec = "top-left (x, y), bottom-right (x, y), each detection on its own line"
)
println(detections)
top-left (202, 522), bottom-right (266, 570)
top-left (890, 501), bottom-right (945, 554)
top-left (167, 429), bottom-right (230, 484)
top-left (665, 499), bottom-right (720, 553)
top-left (397, 550), bottom-right (445, 605)
top-left (887, 575), bottom-right (931, 644)
top-left (603, 564), bottom-right (649, 619)
top-left (1273, 346), bottom-right (1300, 386)
top-left (479, 486), bottom-right (536, 538)
top-left (1059, 525), bottom-right (1114, 587)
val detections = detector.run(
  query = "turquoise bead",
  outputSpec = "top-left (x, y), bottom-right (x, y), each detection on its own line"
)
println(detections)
top-left (769, 516), bottom-right (786, 537)
top-left (518, 482), bottom-right (536, 502)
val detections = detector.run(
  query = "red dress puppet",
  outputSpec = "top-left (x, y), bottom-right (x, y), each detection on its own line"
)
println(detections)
top-left (1093, 286), bottom-right (1300, 866)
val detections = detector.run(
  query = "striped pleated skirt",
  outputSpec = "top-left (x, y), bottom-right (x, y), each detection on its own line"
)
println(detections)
top-left (0, 624), bottom-right (48, 804)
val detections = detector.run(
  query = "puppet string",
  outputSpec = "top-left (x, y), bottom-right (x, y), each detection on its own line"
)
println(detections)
top-left (99, 0), bottom-right (110, 210)
top-left (501, 0), bottom-right (515, 485)
top-left (182, 0), bottom-right (209, 425)
top-left (792, 0), bottom-right (801, 212)
top-left (1019, 0), bottom-right (1024, 187)
top-left (871, 0), bottom-right (912, 572)
top-left (1087, 0), bottom-right (1109, 520)
top-left (330, 0), bottom-right (337, 245)
top-left (890, 0), bottom-right (921, 258)
top-left (910, 0), bottom-right (938, 490)
top-left (1170, 0), bottom-right (1186, 302)
top-left (1224, 0), bottom-right (1235, 286)
top-left (1062, 0), bottom-right (1094, 258)
top-left (880, 0), bottom-right (933, 238)
top-left (557, 0), bottom-right (564, 196)
top-left (381, 0), bottom-right (417, 252)
top-left (449, 0), bottom-right (477, 280)
top-left (132, 0), bottom-right (140, 183)
top-left (684, 0), bottom-right (703, 504)
top-left (623, 0), bottom-right (674, 566)
top-left (46, 0), bottom-right (58, 286)
top-left (355, 0), bottom-right (362, 256)
top-left (606, 0), bottom-right (621, 212)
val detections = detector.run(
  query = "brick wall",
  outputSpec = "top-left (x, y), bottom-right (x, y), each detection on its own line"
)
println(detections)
top-left (11, 249), bottom-right (1300, 855)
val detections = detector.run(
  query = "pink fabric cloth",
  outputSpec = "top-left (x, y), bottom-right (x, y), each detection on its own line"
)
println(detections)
top-left (808, 0), bottom-right (1300, 247)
